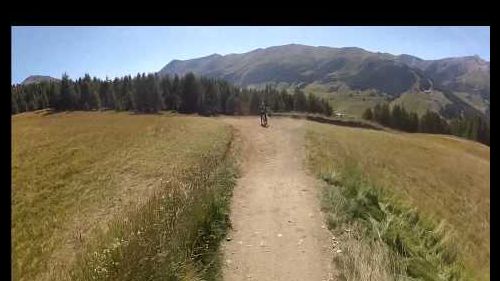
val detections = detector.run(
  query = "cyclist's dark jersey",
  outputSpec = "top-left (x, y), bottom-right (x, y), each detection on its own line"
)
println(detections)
top-left (259, 105), bottom-right (267, 115)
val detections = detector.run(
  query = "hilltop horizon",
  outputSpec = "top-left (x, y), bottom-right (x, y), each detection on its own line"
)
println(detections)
top-left (12, 26), bottom-right (490, 84)
top-left (18, 42), bottom-right (490, 85)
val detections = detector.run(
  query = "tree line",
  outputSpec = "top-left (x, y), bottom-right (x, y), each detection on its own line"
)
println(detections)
top-left (11, 72), bottom-right (333, 117)
top-left (363, 104), bottom-right (490, 146)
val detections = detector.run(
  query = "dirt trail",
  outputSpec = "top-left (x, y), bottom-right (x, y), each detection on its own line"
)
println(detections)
top-left (220, 117), bottom-right (335, 281)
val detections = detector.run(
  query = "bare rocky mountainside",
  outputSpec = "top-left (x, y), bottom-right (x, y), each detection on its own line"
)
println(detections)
top-left (21, 75), bottom-right (60, 85)
top-left (159, 44), bottom-right (490, 118)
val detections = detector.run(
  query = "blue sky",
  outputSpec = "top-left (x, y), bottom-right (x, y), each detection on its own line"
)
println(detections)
top-left (11, 26), bottom-right (490, 84)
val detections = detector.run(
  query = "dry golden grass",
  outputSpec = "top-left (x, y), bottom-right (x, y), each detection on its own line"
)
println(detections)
top-left (336, 227), bottom-right (395, 281)
top-left (12, 111), bottom-right (234, 281)
top-left (305, 122), bottom-right (489, 280)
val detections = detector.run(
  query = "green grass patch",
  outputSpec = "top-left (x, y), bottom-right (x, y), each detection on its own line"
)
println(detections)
top-left (319, 162), bottom-right (468, 281)
top-left (390, 91), bottom-right (452, 117)
top-left (453, 92), bottom-right (489, 114)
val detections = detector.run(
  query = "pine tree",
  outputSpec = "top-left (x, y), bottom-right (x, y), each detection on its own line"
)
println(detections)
top-left (391, 105), bottom-right (402, 129)
top-left (362, 108), bottom-right (373, 120)
top-left (11, 86), bottom-right (20, 114)
top-left (73, 79), bottom-right (82, 109)
top-left (380, 103), bottom-right (391, 126)
top-left (420, 110), bottom-right (449, 134)
top-left (180, 72), bottom-right (200, 113)
top-left (48, 81), bottom-right (59, 109)
top-left (399, 106), bottom-right (410, 131)
top-left (201, 81), bottom-right (220, 116)
top-left (307, 93), bottom-right (319, 113)
top-left (58, 73), bottom-right (75, 110)
top-left (293, 88), bottom-right (307, 112)
top-left (146, 74), bottom-right (164, 112)
top-left (160, 76), bottom-right (174, 110)
top-left (111, 78), bottom-right (124, 111)
top-left (409, 112), bottom-right (419, 133)
top-left (373, 103), bottom-right (382, 122)
top-left (123, 75), bottom-right (134, 110)
top-left (80, 74), bottom-right (92, 110)
top-left (225, 94), bottom-right (236, 115)
top-left (323, 100), bottom-right (333, 116)
top-left (249, 91), bottom-right (260, 115)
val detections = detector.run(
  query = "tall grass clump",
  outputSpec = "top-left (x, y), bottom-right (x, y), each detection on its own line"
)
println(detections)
top-left (319, 163), bottom-right (468, 281)
top-left (69, 137), bottom-right (238, 281)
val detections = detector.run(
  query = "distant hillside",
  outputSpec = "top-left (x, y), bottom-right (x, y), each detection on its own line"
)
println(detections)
top-left (159, 44), bottom-right (432, 96)
top-left (21, 75), bottom-right (60, 85)
top-left (398, 54), bottom-right (490, 100)
top-left (159, 44), bottom-right (489, 118)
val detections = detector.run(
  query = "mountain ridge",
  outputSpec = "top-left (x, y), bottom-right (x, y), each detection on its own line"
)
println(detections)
top-left (159, 44), bottom-right (489, 100)
top-left (159, 44), bottom-right (489, 118)
top-left (21, 75), bottom-right (60, 85)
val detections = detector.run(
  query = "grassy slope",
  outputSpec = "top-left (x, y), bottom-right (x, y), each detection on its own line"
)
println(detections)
top-left (329, 93), bottom-right (387, 117)
top-left (12, 111), bottom-right (237, 281)
top-left (305, 122), bottom-right (489, 280)
top-left (303, 83), bottom-right (388, 118)
top-left (390, 91), bottom-right (452, 117)
top-left (453, 91), bottom-right (489, 114)
top-left (299, 82), bottom-right (474, 120)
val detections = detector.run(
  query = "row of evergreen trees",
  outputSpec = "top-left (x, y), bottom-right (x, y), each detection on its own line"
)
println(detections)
top-left (11, 73), bottom-right (333, 117)
top-left (363, 103), bottom-right (420, 132)
top-left (363, 104), bottom-right (490, 146)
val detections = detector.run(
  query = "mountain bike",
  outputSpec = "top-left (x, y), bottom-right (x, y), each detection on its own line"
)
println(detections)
top-left (261, 112), bottom-right (268, 127)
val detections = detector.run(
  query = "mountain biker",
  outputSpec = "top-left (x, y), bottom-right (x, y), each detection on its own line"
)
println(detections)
top-left (259, 101), bottom-right (268, 126)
